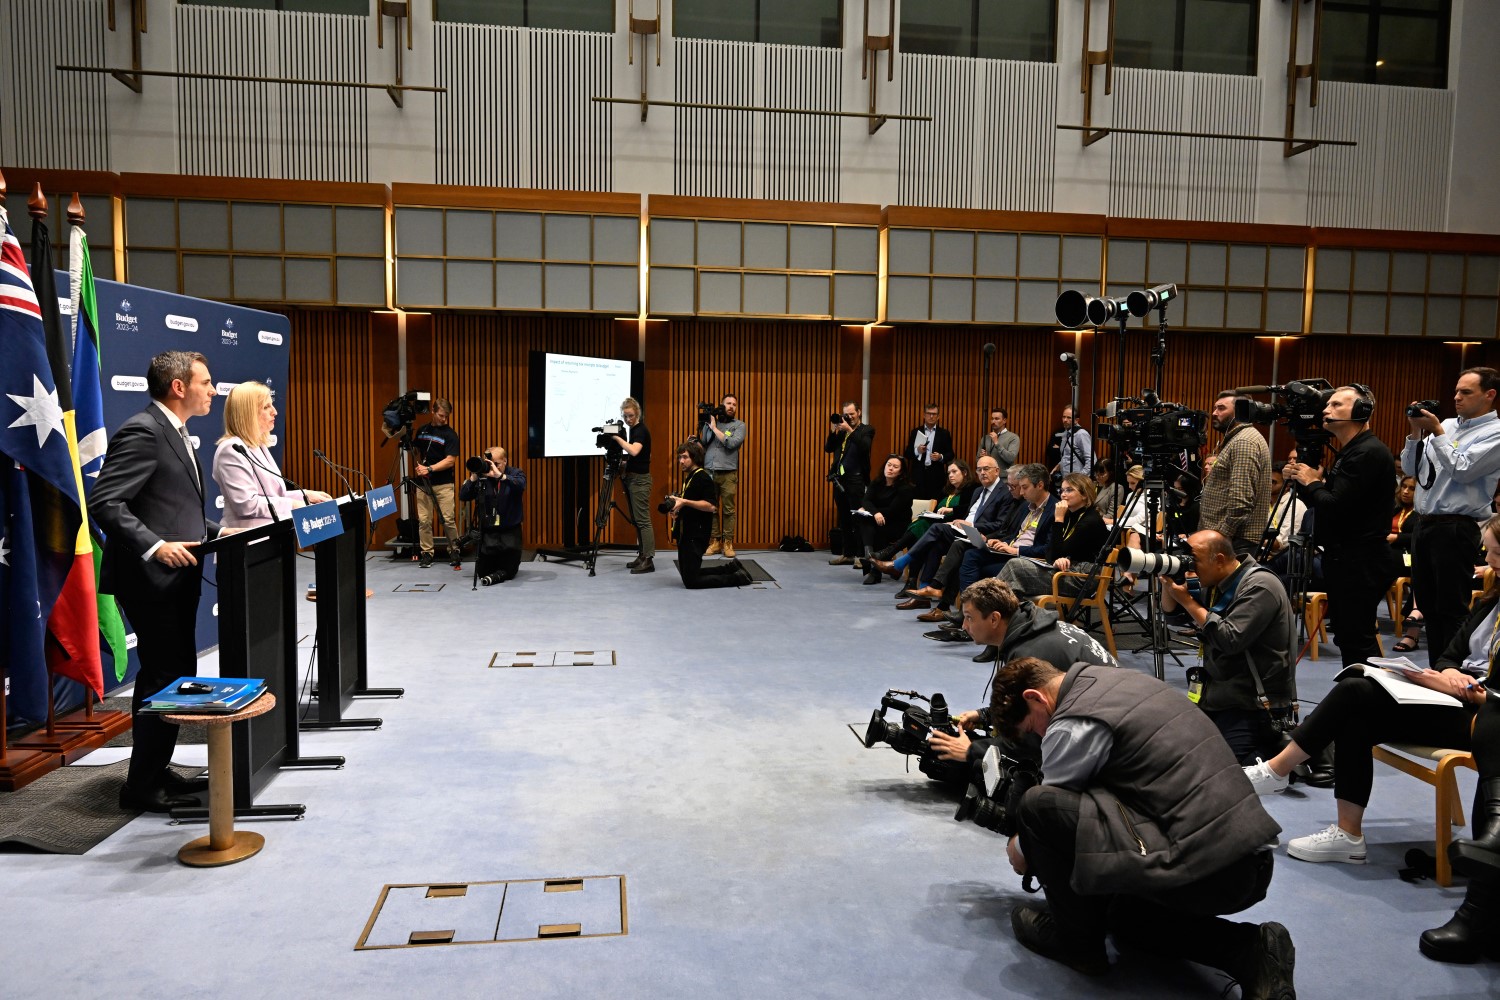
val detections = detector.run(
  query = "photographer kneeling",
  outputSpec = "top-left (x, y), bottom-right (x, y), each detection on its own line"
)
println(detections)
top-left (992, 656), bottom-right (1295, 996)
top-left (667, 440), bottom-right (752, 590)
top-left (459, 447), bottom-right (526, 586)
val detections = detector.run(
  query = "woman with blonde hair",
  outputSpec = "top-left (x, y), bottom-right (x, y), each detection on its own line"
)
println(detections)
top-left (212, 381), bottom-right (330, 529)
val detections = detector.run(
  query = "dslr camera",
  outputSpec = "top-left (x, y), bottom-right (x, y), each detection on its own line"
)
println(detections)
top-left (1118, 540), bottom-right (1194, 584)
top-left (863, 689), bottom-right (975, 784)
top-left (1408, 399), bottom-right (1441, 419)
top-left (698, 401), bottom-right (730, 423)
top-left (953, 744), bottom-right (1042, 837)
top-left (464, 454), bottom-right (496, 476)
top-left (657, 494), bottom-right (679, 514)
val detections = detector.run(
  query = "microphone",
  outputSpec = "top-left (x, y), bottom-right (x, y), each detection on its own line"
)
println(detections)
top-left (313, 446), bottom-right (375, 494)
top-left (983, 342), bottom-right (996, 357)
top-left (1231, 385), bottom-right (1278, 394)
top-left (1060, 352), bottom-right (1078, 367)
top-left (231, 442), bottom-right (292, 522)
top-left (309, 452), bottom-right (358, 497)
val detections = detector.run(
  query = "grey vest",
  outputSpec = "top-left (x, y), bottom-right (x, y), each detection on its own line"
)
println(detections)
top-left (1053, 664), bottom-right (1282, 896)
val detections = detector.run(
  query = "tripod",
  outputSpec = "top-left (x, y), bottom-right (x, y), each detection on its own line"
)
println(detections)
top-left (585, 454), bottom-right (629, 576)
top-left (1255, 481), bottom-right (1321, 660)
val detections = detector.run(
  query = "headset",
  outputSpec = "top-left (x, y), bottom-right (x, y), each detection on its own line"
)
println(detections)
top-left (1346, 382), bottom-right (1375, 423)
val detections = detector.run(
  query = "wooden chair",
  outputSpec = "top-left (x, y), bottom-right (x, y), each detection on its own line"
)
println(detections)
top-left (1372, 742), bottom-right (1478, 887)
top-left (1386, 577), bottom-right (1409, 635)
top-left (1301, 592), bottom-right (1331, 661)
top-left (1037, 548), bottom-right (1120, 658)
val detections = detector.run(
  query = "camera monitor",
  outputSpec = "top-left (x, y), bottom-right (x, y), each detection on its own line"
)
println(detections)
top-left (527, 351), bottom-right (645, 458)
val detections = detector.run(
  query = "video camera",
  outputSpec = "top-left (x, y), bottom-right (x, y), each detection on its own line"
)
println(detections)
top-left (380, 390), bottom-right (431, 441)
top-left (953, 744), bottom-right (1042, 837)
top-left (698, 401), bottom-right (730, 423)
top-left (592, 420), bottom-right (625, 452)
top-left (1231, 378), bottom-right (1334, 467)
top-left (863, 689), bottom-right (975, 784)
top-left (1094, 391), bottom-right (1208, 459)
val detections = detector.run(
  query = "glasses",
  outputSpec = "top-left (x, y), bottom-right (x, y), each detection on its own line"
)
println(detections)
top-left (1060, 486), bottom-right (1078, 494)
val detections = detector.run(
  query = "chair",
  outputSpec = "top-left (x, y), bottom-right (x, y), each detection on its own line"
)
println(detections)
top-left (1300, 592), bottom-right (1331, 661)
top-left (1372, 742), bottom-right (1478, 887)
top-left (1037, 548), bottom-right (1120, 658)
top-left (1386, 577), bottom-right (1409, 635)
top-left (910, 498), bottom-right (936, 523)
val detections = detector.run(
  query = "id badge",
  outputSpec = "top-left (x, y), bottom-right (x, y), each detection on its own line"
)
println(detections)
top-left (1185, 666), bottom-right (1205, 704)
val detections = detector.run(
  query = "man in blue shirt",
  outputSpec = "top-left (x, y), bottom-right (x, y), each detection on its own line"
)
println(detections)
top-left (1402, 367), bottom-right (1500, 665)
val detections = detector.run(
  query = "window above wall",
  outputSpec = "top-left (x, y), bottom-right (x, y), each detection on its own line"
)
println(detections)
top-left (900, 0), bottom-right (1057, 62)
top-left (673, 0), bottom-right (843, 48)
top-left (1113, 0), bottom-right (1259, 76)
top-left (1320, 0), bottom-right (1450, 89)
top-left (434, 0), bottom-right (615, 30)
top-left (180, 0), bottom-right (369, 12)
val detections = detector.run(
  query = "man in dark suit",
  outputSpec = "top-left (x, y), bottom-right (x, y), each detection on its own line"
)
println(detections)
top-left (904, 402), bottom-right (955, 501)
top-left (93, 351), bottom-right (222, 812)
top-left (825, 400), bottom-right (876, 565)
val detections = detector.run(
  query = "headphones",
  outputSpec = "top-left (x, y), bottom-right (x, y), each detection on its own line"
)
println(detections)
top-left (1348, 383), bottom-right (1375, 423)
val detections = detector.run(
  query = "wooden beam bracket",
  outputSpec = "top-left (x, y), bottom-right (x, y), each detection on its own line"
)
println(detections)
top-left (626, 1), bottom-right (662, 121)
top-left (1077, 0), bottom-right (1118, 146)
top-left (862, 0), bottom-right (897, 134)
top-left (1282, 0), bottom-right (1324, 157)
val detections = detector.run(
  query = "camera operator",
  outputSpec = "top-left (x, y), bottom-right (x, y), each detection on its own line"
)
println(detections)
top-left (925, 579), bottom-right (1117, 768)
top-left (904, 403), bottom-right (954, 500)
top-left (1401, 367), bottom-right (1500, 665)
top-left (1200, 391), bottom-right (1272, 558)
top-left (459, 447), bottom-right (526, 586)
top-left (1163, 530), bottom-right (1297, 765)
top-left (412, 398), bottom-right (461, 570)
top-left (611, 397), bottom-right (655, 574)
top-left (977, 407), bottom-right (1020, 479)
top-left (989, 656), bottom-right (1293, 992)
top-left (1283, 384), bottom-right (1399, 667)
top-left (667, 439), bottom-right (753, 590)
top-left (1049, 406), bottom-right (1093, 480)
top-left (825, 401), bottom-right (875, 565)
top-left (699, 394), bottom-right (746, 558)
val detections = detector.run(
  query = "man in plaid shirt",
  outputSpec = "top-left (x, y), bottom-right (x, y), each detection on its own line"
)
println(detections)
top-left (1200, 391), bottom-right (1272, 558)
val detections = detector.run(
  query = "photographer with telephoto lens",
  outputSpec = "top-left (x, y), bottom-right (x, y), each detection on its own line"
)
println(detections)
top-left (459, 446), bottom-right (526, 586)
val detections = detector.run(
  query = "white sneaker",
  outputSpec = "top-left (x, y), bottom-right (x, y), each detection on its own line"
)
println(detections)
top-left (1287, 824), bottom-right (1367, 864)
top-left (1243, 758), bottom-right (1289, 795)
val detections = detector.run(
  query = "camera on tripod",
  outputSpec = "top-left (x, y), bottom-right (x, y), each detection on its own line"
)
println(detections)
top-left (863, 689), bottom-right (975, 783)
top-left (592, 420), bottom-right (625, 452)
top-left (953, 744), bottom-right (1042, 837)
top-left (1231, 379), bottom-right (1334, 466)
top-left (1094, 392), bottom-right (1208, 458)
top-left (379, 390), bottom-right (431, 440)
top-left (698, 401), bottom-right (729, 423)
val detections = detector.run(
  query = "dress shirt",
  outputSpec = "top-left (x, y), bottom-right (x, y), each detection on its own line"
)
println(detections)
top-left (1402, 411), bottom-right (1500, 519)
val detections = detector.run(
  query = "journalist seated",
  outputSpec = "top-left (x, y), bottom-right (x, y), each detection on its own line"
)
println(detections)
top-left (1163, 530), bottom-right (1297, 765)
top-left (668, 439), bottom-right (753, 590)
top-left (993, 473), bottom-right (1110, 599)
top-left (854, 454), bottom-right (915, 584)
top-left (458, 446), bottom-right (526, 586)
top-left (992, 656), bottom-right (1295, 996)
top-left (868, 460), bottom-right (977, 594)
top-left (1242, 511), bottom-right (1500, 866)
top-left (926, 579), bottom-right (1118, 767)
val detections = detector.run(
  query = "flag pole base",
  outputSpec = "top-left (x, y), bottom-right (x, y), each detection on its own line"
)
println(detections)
top-left (0, 748), bottom-right (63, 791)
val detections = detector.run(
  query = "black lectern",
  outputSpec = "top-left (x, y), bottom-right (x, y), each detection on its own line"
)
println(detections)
top-left (302, 496), bottom-right (383, 731)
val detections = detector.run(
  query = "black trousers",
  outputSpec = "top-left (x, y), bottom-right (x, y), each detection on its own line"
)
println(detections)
top-left (117, 585), bottom-right (201, 792)
top-left (1411, 516), bottom-right (1482, 669)
top-left (475, 525), bottom-right (522, 582)
top-left (1289, 674), bottom-right (1476, 808)
top-left (1203, 707), bottom-right (1286, 766)
top-left (1016, 784), bottom-right (1272, 973)
top-left (856, 514), bottom-right (907, 555)
top-left (676, 534), bottom-right (751, 589)
top-left (1321, 550), bottom-right (1396, 667)
top-left (833, 479), bottom-right (867, 556)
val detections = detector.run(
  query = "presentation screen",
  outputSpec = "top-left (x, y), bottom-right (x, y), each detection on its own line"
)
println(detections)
top-left (527, 351), bottom-right (644, 458)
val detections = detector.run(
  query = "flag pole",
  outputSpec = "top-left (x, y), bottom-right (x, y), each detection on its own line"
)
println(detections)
top-left (27, 186), bottom-right (64, 743)
top-left (66, 194), bottom-right (97, 727)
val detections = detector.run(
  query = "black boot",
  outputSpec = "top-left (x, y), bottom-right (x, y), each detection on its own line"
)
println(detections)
top-left (1420, 883), bottom-right (1500, 963)
top-left (1451, 778), bottom-right (1500, 882)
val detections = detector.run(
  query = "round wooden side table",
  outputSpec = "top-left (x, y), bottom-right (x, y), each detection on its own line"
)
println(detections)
top-left (162, 691), bottom-right (276, 867)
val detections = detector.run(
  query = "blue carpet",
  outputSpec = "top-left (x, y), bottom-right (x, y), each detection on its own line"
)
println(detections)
top-left (1, 549), bottom-right (1493, 997)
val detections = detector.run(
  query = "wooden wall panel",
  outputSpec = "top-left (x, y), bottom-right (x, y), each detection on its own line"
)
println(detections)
top-left (883, 326), bottom-right (1081, 470)
top-left (657, 320), bottom-right (845, 549)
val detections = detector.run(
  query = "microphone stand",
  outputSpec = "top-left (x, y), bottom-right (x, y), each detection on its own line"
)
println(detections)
top-left (980, 342), bottom-right (995, 462)
top-left (233, 443), bottom-right (286, 523)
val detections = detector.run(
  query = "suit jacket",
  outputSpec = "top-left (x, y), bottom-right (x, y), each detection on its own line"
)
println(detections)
top-left (825, 423), bottom-right (876, 487)
top-left (904, 424), bottom-right (954, 473)
top-left (93, 404), bottom-right (221, 598)
top-left (212, 436), bottom-right (303, 529)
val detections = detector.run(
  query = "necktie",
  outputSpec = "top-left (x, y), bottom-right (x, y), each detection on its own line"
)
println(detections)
top-left (179, 425), bottom-right (201, 490)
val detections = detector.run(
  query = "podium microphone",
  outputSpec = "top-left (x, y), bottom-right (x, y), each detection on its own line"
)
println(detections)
top-left (231, 442), bottom-right (294, 522)
top-left (314, 448), bottom-right (373, 494)
top-left (313, 449), bottom-right (360, 497)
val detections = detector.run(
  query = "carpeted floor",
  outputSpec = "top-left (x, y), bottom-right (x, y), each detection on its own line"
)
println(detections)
top-left (0, 548), bottom-right (1491, 998)
top-left (0, 761), bottom-right (205, 855)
